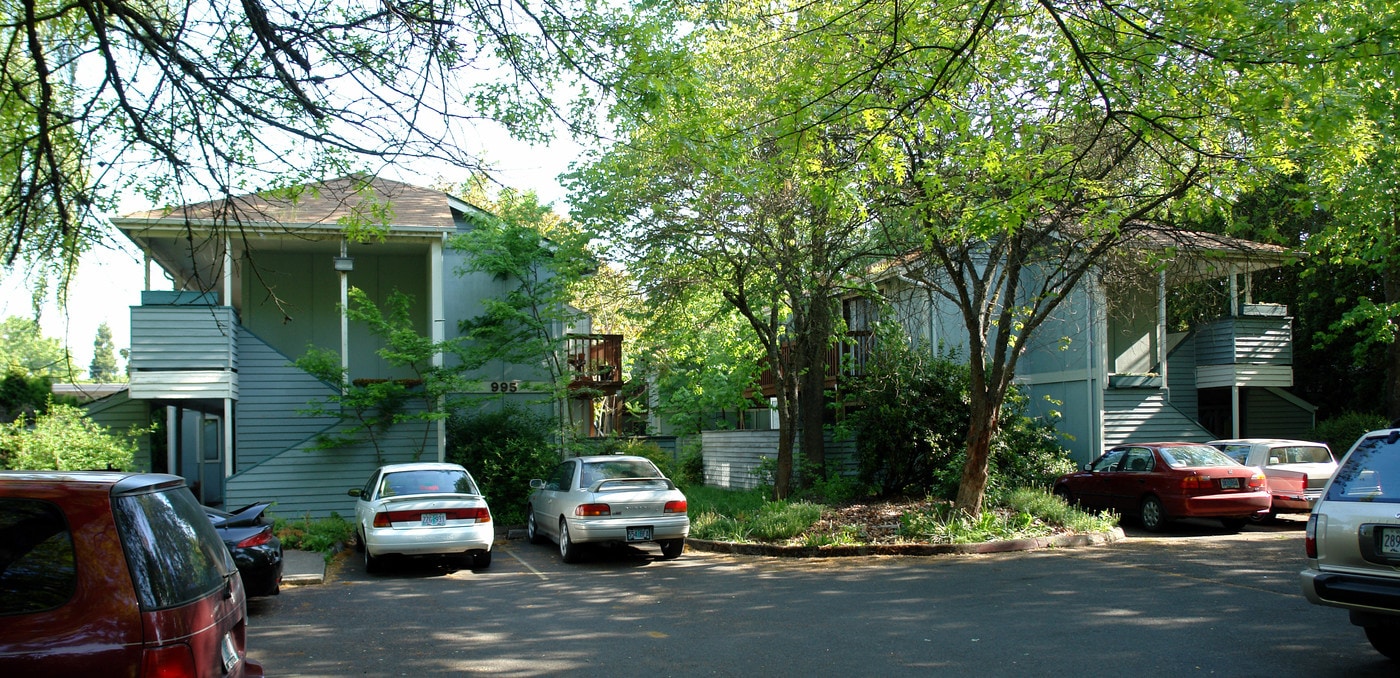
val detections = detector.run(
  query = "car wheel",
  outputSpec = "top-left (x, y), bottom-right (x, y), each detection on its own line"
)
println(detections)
top-left (659, 539), bottom-right (684, 560)
top-left (1219, 518), bottom-right (1248, 533)
top-left (1139, 496), bottom-right (1169, 532)
top-left (364, 547), bottom-right (381, 574)
top-left (1248, 510), bottom-right (1277, 524)
top-left (355, 528), bottom-right (366, 553)
top-left (1365, 626), bottom-right (1400, 661)
top-left (527, 509), bottom-right (545, 545)
top-left (474, 550), bottom-right (492, 569)
top-left (559, 520), bottom-right (581, 564)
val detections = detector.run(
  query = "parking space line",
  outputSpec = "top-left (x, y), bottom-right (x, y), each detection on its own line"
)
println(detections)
top-left (506, 546), bottom-right (549, 581)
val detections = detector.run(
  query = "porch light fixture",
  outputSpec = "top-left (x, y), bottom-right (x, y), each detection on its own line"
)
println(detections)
top-left (333, 255), bottom-right (355, 272)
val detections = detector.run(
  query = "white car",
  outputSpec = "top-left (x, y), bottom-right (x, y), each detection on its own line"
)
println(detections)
top-left (1208, 438), bottom-right (1337, 520)
top-left (1301, 428), bottom-right (1400, 661)
top-left (349, 462), bottom-right (494, 573)
top-left (526, 455), bottom-right (689, 563)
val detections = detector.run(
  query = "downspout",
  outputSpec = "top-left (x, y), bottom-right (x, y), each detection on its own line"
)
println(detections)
top-left (1158, 269), bottom-right (1169, 401)
top-left (223, 236), bottom-right (234, 479)
top-left (1230, 268), bottom-right (1241, 438)
top-left (339, 239), bottom-right (350, 395)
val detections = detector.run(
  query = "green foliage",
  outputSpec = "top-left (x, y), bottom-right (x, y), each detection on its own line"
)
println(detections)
top-left (899, 490), bottom-right (1117, 543)
top-left (1308, 411), bottom-right (1391, 457)
top-left (749, 501), bottom-right (824, 541)
top-left (273, 513), bottom-right (356, 559)
top-left (686, 487), bottom-right (825, 543)
top-left (0, 371), bottom-right (74, 424)
top-left (675, 445), bottom-right (704, 487)
top-left (846, 332), bottom-right (1074, 500)
top-left (446, 406), bottom-right (560, 526)
top-left (0, 402), bottom-right (136, 471)
top-left (0, 317), bottom-right (75, 379)
top-left (295, 288), bottom-right (455, 462)
top-left (590, 437), bottom-right (677, 478)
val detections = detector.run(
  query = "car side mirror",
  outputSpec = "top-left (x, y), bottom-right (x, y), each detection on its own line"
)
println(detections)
top-left (347, 488), bottom-right (362, 498)
top-left (529, 479), bottom-right (545, 490)
top-left (1083, 463), bottom-right (1093, 471)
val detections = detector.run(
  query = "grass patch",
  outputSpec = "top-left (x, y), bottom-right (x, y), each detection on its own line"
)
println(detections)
top-left (683, 485), bottom-right (1117, 546)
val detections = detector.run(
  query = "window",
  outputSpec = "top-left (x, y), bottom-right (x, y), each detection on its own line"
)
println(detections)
top-left (113, 487), bottom-right (235, 611)
top-left (547, 462), bottom-right (575, 491)
top-left (1326, 434), bottom-right (1400, 503)
top-left (1091, 450), bottom-right (1126, 473)
top-left (0, 499), bottom-right (75, 616)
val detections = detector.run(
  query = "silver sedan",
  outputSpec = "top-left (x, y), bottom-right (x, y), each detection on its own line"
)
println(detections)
top-left (526, 455), bottom-right (689, 563)
top-left (349, 462), bottom-right (494, 573)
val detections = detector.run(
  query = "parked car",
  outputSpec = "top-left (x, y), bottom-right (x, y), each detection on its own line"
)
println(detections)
top-left (1301, 427), bottom-right (1400, 661)
top-left (205, 502), bottom-right (284, 597)
top-left (348, 462), bottom-right (494, 573)
top-left (1208, 438), bottom-right (1338, 521)
top-left (1053, 442), bottom-right (1270, 532)
top-left (526, 455), bottom-right (689, 563)
top-left (0, 471), bottom-right (264, 676)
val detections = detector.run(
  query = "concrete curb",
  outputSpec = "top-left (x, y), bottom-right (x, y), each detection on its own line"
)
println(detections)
top-left (685, 527), bottom-right (1126, 558)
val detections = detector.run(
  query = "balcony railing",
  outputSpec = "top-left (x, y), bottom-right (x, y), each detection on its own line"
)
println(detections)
top-left (566, 334), bottom-right (623, 395)
top-left (756, 331), bottom-right (874, 397)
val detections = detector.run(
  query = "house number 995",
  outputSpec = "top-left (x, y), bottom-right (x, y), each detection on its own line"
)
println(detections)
top-left (490, 382), bottom-right (519, 393)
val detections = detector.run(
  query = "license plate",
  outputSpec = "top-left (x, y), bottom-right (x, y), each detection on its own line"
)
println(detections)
top-left (220, 632), bottom-right (240, 673)
top-left (626, 526), bottom-right (653, 542)
top-left (421, 513), bottom-right (446, 527)
top-left (1382, 527), bottom-right (1400, 556)
top-left (1219, 478), bottom-right (1240, 489)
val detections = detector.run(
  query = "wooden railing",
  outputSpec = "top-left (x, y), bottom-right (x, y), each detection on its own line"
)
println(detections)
top-left (756, 331), bottom-right (875, 397)
top-left (565, 334), bottom-right (624, 395)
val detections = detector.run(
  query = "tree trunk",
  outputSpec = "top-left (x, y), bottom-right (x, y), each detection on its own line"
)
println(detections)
top-left (953, 391), bottom-right (1001, 516)
top-left (798, 298), bottom-right (833, 483)
top-left (773, 383), bottom-right (798, 499)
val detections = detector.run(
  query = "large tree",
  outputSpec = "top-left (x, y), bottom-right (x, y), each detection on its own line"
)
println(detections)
top-left (0, 316), bottom-right (74, 378)
top-left (571, 6), bottom-right (885, 498)
top-left (0, 0), bottom-right (687, 293)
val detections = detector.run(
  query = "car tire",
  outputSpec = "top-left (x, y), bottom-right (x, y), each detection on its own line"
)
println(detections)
top-left (365, 548), bottom-right (381, 574)
top-left (355, 528), bottom-right (366, 553)
top-left (1366, 626), bottom-right (1400, 661)
top-left (660, 539), bottom-right (684, 560)
top-left (1248, 510), bottom-right (1277, 524)
top-left (1139, 496), bottom-right (1169, 532)
top-left (527, 509), bottom-right (545, 545)
top-left (1219, 518), bottom-right (1248, 533)
top-left (559, 520), bottom-right (581, 564)
top-left (474, 550), bottom-right (492, 569)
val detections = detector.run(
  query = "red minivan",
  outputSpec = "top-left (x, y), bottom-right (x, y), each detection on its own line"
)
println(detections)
top-left (0, 472), bottom-right (264, 677)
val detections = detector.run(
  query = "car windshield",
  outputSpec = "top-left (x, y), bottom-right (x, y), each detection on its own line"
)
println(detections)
top-left (1159, 445), bottom-right (1240, 468)
top-left (1326, 433), bottom-right (1400, 503)
top-left (580, 460), bottom-right (664, 488)
top-left (380, 469), bottom-right (480, 498)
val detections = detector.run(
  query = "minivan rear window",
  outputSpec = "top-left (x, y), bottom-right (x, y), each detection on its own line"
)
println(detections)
top-left (0, 498), bottom-right (76, 615)
top-left (112, 487), bottom-right (235, 610)
top-left (1326, 434), bottom-right (1400, 503)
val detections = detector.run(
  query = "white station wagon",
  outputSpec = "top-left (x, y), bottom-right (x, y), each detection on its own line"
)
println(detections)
top-left (527, 455), bottom-right (689, 563)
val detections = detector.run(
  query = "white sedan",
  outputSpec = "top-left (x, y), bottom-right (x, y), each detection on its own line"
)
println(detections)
top-left (1208, 438), bottom-right (1338, 520)
top-left (526, 455), bottom-right (689, 563)
top-left (349, 462), bottom-right (494, 572)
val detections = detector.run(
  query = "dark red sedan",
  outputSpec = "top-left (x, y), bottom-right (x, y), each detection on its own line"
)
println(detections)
top-left (1053, 442), bottom-right (1270, 532)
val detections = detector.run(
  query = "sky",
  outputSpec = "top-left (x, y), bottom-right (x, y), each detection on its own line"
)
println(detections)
top-left (0, 130), bottom-right (585, 379)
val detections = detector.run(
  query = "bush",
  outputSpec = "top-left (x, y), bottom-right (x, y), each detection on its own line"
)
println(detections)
top-left (846, 331), bottom-right (1075, 500)
top-left (1308, 411), bottom-right (1389, 456)
top-left (446, 406), bottom-right (559, 526)
top-left (1, 402), bottom-right (136, 471)
top-left (273, 513), bottom-right (356, 557)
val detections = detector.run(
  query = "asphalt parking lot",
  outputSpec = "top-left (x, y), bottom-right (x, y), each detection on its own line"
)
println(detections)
top-left (247, 516), bottom-right (1396, 677)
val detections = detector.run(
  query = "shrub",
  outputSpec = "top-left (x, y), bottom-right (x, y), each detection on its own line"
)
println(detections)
top-left (846, 331), bottom-right (1075, 500)
top-left (274, 513), bottom-right (356, 557)
top-left (446, 406), bottom-right (559, 525)
top-left (1307, 411), bottom-right (1389, 456)
top-left (1, 402), bottom-right (136, 471)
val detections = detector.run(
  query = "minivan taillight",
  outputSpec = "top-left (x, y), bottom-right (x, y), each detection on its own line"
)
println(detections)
top-left (141, 643), bottom-right (196, 678)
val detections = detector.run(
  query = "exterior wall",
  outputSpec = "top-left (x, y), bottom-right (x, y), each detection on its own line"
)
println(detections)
top-left (128, 300), bottom-right (239, 400)
top-left (701, 430), bottom-right (858, 490)
top-left (238, 250), bottom-right (429, 383)
top-left (1194, 316), bottom-right (1292, 366)
top-left (233, 328), bottom-right (344, 468)
top-left (1164, 333), bottom-right (1199, 420)
top-left (1102, 389), bottom-right (1214, 449)
top-left (1242, 387), bottom-right (1317, 440)
top-left (83, 391), bottom-right (156, 472)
